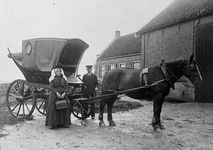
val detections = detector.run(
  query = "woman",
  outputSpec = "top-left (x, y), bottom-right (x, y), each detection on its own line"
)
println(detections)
top-left (45, 64), bottom-right (71, 129)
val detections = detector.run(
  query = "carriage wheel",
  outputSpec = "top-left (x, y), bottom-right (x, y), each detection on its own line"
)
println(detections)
top-left (72, 100), bottom-right (92, 119)
top-left (6, 79), bottom-right (36, 119)
top-left (35, 88), bottom-right (49, 115)
top-left (36, 98), bottom-right (47, 115)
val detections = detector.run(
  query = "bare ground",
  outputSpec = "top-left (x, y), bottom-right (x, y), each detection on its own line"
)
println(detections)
top-left (1, 96), bottom-right (213, 150)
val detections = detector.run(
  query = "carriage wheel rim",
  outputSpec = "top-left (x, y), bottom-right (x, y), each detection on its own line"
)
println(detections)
top-left (36, 99), bottom-right (47, 115)
top-left (6, 79), bottom-right (36, 119)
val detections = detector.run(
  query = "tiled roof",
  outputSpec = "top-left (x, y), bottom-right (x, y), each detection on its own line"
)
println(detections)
top-left (97, 33), bottom-right (141, 60)
top-left (137, 0), bottom-right (213, 34)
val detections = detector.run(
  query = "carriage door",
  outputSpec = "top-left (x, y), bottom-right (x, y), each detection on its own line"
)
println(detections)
top-left (195, 23), bottom-right (213, 102)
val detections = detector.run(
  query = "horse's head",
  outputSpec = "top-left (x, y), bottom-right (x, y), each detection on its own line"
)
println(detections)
top-left (183, 55), bottom-right (202, 87)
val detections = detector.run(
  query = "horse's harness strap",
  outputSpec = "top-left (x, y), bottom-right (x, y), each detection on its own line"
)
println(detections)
top-left (160, 61), bottom-right (175, 89)
top-left (140, 68), bottom-right (148, 87)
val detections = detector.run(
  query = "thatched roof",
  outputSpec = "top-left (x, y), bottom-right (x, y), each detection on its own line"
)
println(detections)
top-left (137, 0), bottom-right (213, 34)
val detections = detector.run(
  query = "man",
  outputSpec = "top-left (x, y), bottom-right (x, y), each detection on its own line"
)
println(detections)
top-left (82, 65), bottom-right (99, 119)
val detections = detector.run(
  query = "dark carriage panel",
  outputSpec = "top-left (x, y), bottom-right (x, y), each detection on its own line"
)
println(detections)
top-left (195, 23), bottom-right (213, 102)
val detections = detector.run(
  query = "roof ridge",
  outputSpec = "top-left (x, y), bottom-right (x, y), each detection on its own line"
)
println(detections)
top-left (98, 33), bottom-right (141, 60)
top-left (136, 0), bottom-right (213, 35)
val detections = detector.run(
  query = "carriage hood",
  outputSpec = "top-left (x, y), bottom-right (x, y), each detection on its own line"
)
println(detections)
top-left (22, 38), bottom-right (89, 76)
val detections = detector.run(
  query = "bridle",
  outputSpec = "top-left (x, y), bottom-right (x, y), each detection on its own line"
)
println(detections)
top-left (162, 60), bottom-right (202, 88)
top-left (182, 61), bottom-right (202, 79)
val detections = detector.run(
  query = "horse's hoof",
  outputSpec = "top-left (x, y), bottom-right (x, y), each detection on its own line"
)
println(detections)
top-left (99, 122), bottom-right (106, 127)
top-left (153, 124), bottom-right (163, 132)
top-left (159, 124), bottom-right (165, 130)
top-left (153, 125), bottom-right (161, 132)
top-left (109, 121), bottom-right (116, 126)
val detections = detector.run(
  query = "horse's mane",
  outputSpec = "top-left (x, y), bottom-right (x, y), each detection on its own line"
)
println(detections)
top-left (165, 59), bottom-right (188, 71)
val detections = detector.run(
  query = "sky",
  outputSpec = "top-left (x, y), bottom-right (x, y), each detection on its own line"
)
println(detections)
top-left (0, 0), bottom-right (174, 82)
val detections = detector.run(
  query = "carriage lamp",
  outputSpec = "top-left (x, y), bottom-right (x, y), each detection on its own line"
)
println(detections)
top-left (26, 42), bottom-right (32, 55)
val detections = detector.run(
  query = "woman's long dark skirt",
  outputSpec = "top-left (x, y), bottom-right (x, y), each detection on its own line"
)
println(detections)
top-left (45, 93), bottom-right (71, 127)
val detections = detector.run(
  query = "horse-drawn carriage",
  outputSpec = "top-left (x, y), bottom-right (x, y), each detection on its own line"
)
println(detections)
top-left (6, 38), bottom-right (93, 119)
top-left (6, 38), bottom-right (202, 131)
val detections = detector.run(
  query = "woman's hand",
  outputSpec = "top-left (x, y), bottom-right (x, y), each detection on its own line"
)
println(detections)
top-left (61, 92), bottom-right (66, 98)
top-left (56, 92), bottom-right (61, 98)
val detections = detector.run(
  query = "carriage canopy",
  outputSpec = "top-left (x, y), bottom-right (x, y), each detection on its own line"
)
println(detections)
top-left (22, 38), bottom-right (89, 74)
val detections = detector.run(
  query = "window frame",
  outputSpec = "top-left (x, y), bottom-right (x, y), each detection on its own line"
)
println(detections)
top-left (109, 64), bottom-right (116, 71)
top-left (100, 65), bottom-right (105, 78)
top-left (119, 63), bottom-right (125, 68)
top-left (132, 61), bottom-right (141, 69)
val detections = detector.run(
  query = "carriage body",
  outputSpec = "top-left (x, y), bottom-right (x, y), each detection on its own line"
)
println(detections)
top-left (6, 38), bottom-right (92, 119)
top-left (11, 38), bottom-right (88, 84)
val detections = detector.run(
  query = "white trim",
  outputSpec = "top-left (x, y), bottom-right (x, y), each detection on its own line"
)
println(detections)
top-left (100, 65), bottom-right (105, 78)
top-left (109, 64), bottom-right (116, 70)
top-left (119, 62), bottom-right (125, 68)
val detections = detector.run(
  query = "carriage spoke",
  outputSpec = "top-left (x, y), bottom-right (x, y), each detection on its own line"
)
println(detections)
top-left (8, 93), bottom-right (23, 99)
top-left (13, 84), bottom-right (21, 96)
top-left (22, 102), bottom-right (25, 116)
top-left (16, 81), bottom-right (23, 96)
top-left (16, 103), bottom-right (22, 116)
top-left (23, 95), bottom-right (33, 100)
top-left (76, 109), bottom-right (80, 116)
top-left (11, 101), bottom-right (21, 112)
top-left (38, 101), bottom-right (45, 109)
top-left (23, 84), bottom-right (30, 95)
top-left (24, 101), bottom-right (30, 113)
top-left (21, 82), bottom-right (25, 96)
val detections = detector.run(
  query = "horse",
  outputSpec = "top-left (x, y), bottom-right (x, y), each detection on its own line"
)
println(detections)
top-left (98, 54), bottom-right (202, 131)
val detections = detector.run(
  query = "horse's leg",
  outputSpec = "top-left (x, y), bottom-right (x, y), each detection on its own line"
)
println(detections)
top-left (107, 97), bottom-right (117, 126)
top-left (151, 93), bottom-right (166, 131)
top-left (98, 100), bottom-right (106, 127)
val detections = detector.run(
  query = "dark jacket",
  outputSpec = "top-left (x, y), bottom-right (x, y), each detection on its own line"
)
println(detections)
top-left (82, 73), bottom-right (99, 97)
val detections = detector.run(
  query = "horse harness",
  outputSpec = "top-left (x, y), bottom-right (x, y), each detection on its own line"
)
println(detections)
top-left (139, 59), bottom-right (175, 90)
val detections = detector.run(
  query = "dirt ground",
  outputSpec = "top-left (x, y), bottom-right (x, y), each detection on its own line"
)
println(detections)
top-left (1, 96), bottom-right (213, 150)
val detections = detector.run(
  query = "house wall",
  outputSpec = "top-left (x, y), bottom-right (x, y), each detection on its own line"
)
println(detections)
top-left (140, 14), bottom-right (213, 102)
top-left (96, 54), bottom-right (141, 80)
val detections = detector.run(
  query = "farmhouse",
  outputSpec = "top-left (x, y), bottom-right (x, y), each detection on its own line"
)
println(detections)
top-left (96, 31), bottom-right (141, 80)
top-left (136, 0), bottom-right (213, 102)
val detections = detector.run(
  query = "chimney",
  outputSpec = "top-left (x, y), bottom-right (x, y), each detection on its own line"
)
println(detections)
top-left (115, 31), bottom-right (120, 38)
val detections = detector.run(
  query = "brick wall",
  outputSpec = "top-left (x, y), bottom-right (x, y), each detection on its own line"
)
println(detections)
top-left (141, 21), bottom-right (194, 68)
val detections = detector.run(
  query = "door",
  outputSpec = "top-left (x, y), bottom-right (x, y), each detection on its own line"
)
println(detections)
top-left (195, 23), bottom-right (213, 102)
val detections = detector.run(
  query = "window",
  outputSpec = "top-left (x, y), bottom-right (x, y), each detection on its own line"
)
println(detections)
top-left (100, 65), bottom-right (105, 78)
top-left (109, 64), bottom-right (115, 71)
top-left (132, 61), bottom-right (140, 69)
top-left (119, 63), bottom-right (125, 68)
